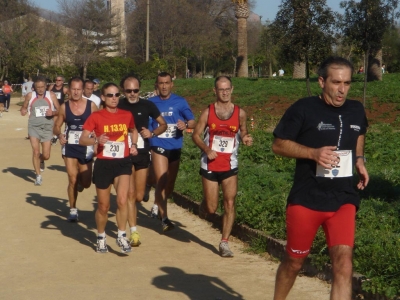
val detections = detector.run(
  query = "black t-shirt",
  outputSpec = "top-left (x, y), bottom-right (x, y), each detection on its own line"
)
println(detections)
top-left (118, 98), bottom-right (161, 153)
top-left (273, 96), bottom-right (368, 212)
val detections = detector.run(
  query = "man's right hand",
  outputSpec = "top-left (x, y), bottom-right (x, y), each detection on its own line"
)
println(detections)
top-left (205, 148), bottom-right (218, 160)
top-left (312, 146), bottom-right (339, 169)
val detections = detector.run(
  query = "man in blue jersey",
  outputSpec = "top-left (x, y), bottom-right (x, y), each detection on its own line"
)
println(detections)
top-left (118, 74), bottom-right (167, 245)
top-left (149, 72), bottom-right (195, 232)
top-left (54, 77), bottom-right (98, 221)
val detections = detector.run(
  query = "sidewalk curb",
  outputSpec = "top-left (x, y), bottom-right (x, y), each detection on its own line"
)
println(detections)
top-left (172, 191), bottom-right (374, 299)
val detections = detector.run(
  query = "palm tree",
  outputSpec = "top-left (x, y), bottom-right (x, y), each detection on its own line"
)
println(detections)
top-left (232, 0), bottom-right (249, 77)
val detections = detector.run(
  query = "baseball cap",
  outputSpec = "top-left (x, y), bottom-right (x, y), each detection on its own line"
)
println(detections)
top-left (93, 78), bottom-right (100, 84)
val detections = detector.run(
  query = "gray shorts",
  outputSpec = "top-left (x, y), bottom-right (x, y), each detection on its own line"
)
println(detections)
top-left (28, 123), bottom-right (53, 142)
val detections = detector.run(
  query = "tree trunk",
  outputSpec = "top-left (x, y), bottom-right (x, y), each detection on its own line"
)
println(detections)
top-left (234, 1), bottom-right (249, 78)
top-left (367, 49), bottom-right (382, 81)
top-left (237, 17), bottom-right (248, 77)
top-left (293, 62), bottom-right (306, 79)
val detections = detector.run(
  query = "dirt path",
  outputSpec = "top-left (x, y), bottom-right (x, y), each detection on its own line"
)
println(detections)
top-left (0, 99), bottom-right (331, 299)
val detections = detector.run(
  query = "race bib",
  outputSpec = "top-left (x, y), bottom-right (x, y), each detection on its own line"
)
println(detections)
top-left (128, 135), bottom-right (145, 149)
top-left (211, 135), bottom-right (235, 153)
top-left (35, 106), bottom-right (49, 117)
top-left (158, 124), bottom-right (177, 138)
top-left (103, 141), bottom-right (125, 158)
top-left (316, 150), bottom-right (353, 178)
top-left (67, 130), bottom-right (82, 145)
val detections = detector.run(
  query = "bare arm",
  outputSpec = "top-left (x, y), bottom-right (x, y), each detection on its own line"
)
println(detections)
top-left (272, 138), bottom-right (339, 169)
top-left (20, 92), bottom-right (32, 116)
top-left (130, 128), bottom-right (138, 156)
top-left (90, 101), bottom-right (98, 113)
top-left (192, 108), bottom-right (218, 160)
top-left (53, 104), bottom-right (66, 144)
top-left (239, 108), bottom-right (253, 146)
top-left (49, 92), bottom-right (60, 117)
top-left (177, 118), bottom-right (196, 131)
top-left (79, 129), bottom-right (98, 146)
top-left (140, 115), bottom-right (167, 138)
top-left (355, 134), bottom-right (369, 190)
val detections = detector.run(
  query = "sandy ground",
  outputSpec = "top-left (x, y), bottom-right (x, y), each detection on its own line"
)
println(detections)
top-left (0, 99), bottom-right (331, 299)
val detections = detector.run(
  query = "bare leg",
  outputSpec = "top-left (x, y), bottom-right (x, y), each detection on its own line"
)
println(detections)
top-left (64, 157), bottom-right (79, 208)
top-left (30, 137), bottom-right (41, 175)
top-left (329, 245), bottom-right (353, 300)
top-left (95, 186), bottom-right (112, 233)
top-left (113, 175), bottom-right (130, 231)
top-left (151, 151), bottom-right (169, 219)
top-left (220, 175), bottom-right (237, 240)
top-left (127, 167), bottom-right (149, 227)
top-left (273, 254), bottom-right (307, 300)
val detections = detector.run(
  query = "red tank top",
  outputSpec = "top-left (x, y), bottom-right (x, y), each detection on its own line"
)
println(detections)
top-left (201, 103), bottom-right (241, 171)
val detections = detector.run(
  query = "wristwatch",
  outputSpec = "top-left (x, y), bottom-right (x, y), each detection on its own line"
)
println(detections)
top-left (356, 156), bottom-right (366, 162)
top-left (151, 132), bottom-right (157, 138)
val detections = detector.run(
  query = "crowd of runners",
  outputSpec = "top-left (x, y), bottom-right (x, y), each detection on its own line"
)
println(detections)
top-left (15, 56), bottom-right (369, 300)
top-left (18, 71), bottom-right (250, 259)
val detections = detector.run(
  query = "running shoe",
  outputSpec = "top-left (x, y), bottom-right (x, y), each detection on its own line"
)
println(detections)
top-left (40, 161), bottom-right (45, 172)
top-left (34, 175), bottom-right (42, 186)
top-left (67, 209), bottom-right (79, 222)
top-left (162, 218), bottom-right (175, 232)
top-left (116, 234), bottom-right (132, 253)
top-left (143, 185), bottom-right (151, 202)
top-left (51, 136), bottom-right (58, 146)
top-left (150, 205), bottom-right (159, 219)
top-left (129, 231), bottom-right (141, 247)
top-left (219, 241), bottom-right (234, 257)
top-left (96, 236), bottom-right (108, 253)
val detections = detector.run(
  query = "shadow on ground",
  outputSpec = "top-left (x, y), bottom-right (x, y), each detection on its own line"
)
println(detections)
top-left (152, 266), bottom-right (244, 299)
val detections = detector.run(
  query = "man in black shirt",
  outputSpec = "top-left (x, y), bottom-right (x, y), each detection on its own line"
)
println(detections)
top-left (118, 74), bottom-right (167, 247)
top-left (272, 57), bottom-right (369, 300)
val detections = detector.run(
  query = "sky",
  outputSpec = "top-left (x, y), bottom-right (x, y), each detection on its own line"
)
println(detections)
top-left (32, 0), bottom-right (343, 20)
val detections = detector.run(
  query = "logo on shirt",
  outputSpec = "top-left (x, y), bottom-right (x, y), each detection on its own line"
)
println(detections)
top-left (317, 122), bottom-right (335, 131)
top-left (161, 112), bottom-right (173, 117)
top-left (211, 123), bottom-right (216, 130)
top-left (350, 125), bottom-right (360, 131)
top-left (229, 125), bottom-right (237, 132)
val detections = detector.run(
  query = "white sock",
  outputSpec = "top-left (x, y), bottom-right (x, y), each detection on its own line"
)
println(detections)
top-left (130, 226), bottom-right (137, 233)
top-left (98, 232), bottom-right (106, 238)
top-left (70, 208), bottom-right (78, 215)
top-left (117, 230), bottom-right (126, 237)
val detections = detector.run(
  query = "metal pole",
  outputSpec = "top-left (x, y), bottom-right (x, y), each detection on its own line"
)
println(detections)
top-left (146, 0), bottom-right (150, 62)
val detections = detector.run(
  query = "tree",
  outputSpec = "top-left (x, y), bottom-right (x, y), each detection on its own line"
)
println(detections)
top-left (272, 0), bottom-right (336, 94)
top-left (340, 0), bottom-right (399, 82)
top-left (232, 0), bottom-right (249, 77)
top-left (58, 0), bottom-right (121, 79)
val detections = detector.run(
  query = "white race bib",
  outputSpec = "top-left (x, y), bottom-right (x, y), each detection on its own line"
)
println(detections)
top-left (103, 141), bottom-right (125, 158)
top-left (67, 130), bottom-right (82, 145)
top-left (158, 124), bottom-right (177, 138)
top-left (316, 150), bottom-right (353, 178)
top-left (35, 106), bottom-right (49, 117)
top-left (211, 135), bottom-right (235, 153)
top-left (128, 134), bottom-right (145, 149)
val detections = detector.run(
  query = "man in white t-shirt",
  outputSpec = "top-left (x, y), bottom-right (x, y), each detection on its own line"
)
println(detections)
top-left (83, 79), bottom-right (101, 108)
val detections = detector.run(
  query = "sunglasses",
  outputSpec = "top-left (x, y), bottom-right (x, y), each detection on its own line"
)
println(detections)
top-left (56, 79), bottom-right (63, 81)
top-left (125, 89), bottom-right (140, 94)
top-left (105, 93), bottom-right (121, 98)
